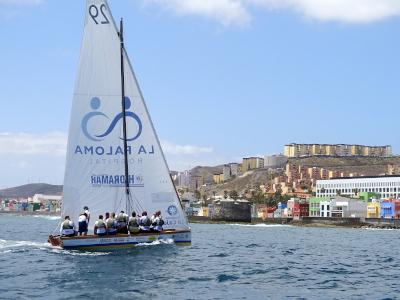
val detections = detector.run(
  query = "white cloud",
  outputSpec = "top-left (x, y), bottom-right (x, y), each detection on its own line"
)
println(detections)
top-left (161, 139), bottom-right (213, 155)
top-left (0, 132), bottom-right (213, 157)
top-left (0, 132), bottom-right (67, 156)
top-left (143, 0), bottom-right (400, 26)
top-left (0, 0), bottom-right (43, 5)
top-left (144, 0), bottom-right (251, 26)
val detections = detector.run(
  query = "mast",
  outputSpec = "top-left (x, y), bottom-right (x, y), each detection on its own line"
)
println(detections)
top-left (119, 18), bottom-right (131, 215)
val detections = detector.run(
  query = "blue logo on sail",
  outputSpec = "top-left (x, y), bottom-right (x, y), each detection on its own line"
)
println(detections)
top-left (167, 205), bottom-right (178, 216)
top-left (82, 97), bottom-right (142, 142)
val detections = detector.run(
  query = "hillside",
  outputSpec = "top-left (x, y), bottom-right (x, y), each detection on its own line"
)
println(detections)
top-left (197, 156), bottom-right (400, 196)
top-left (0, 183), bottom-right (63, 198)
top-left (190, 165), bottom-right (223, 184)
top-left (205, 169), bottom-right (279, 195)
top-left (289, 156), bottom-right (400, 176)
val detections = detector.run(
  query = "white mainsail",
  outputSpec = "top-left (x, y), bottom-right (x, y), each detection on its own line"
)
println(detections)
top-left (62, 0), bottom-right (189, 230)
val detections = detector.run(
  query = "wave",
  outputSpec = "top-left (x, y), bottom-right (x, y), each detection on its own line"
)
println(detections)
top-left (0, 239), bottom-right (51, 251)
top-left (33, 215), bottom-right (61, 221)
top-left (0, 238), bottom-right (111, 256)
top-left (228, 223), bottom-right (292, 228)
top-left (50, 248), bottom-right (111, 256)
top-left (362, 227), bottom-right (398, 231)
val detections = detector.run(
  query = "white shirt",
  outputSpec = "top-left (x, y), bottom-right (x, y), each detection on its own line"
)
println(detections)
top-left (84, 209), bottom-right (91, 221)
top-left (78, 215), bottom-right (87, 223)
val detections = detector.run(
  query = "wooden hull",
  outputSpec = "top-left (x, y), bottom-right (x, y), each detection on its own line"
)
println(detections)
top-left (48, 229), bottom-right (191, 251)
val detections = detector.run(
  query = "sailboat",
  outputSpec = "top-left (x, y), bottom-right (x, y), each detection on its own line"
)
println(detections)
top-left (48, 0), bottom-right (191, 250)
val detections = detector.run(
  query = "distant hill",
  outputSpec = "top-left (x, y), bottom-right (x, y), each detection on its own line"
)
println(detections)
top-left (0, 183), bottom-right (63, 198)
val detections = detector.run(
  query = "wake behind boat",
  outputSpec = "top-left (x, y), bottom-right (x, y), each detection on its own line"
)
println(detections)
top-left (48, 0), bottom-right (191, 250)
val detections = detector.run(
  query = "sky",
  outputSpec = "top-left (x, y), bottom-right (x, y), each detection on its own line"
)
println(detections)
top-left (0, 0), bottom-right (399, 188)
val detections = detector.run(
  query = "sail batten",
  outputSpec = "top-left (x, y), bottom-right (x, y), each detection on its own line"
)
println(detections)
top-left (62, 0), bottom-right (188, 230)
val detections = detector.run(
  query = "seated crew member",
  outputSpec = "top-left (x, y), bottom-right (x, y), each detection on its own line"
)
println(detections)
top-left (83, 206), bottom-right (91, 225)
top-left (60, 216), bottom-right (75, 237)
top-left (106, 212), bottom-right (117, 235)
top-left (151, 210), bottom-right (164, 232)
top-left (94, 215), bottom-right (107, 236)
top-left (78, 212), bottom-right (88, 236)
top-left (139, 211), bottom-right (151, 232)
top-left (128, 212), bottom-right (140, 234)
top-left (116, 210), bottom-right (128, 234)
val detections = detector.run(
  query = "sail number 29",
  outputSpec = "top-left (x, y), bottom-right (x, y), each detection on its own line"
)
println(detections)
top-left (89, 4), bottom-right (110, 25)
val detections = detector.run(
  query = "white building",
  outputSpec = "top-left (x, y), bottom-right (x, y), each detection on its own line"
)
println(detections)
top-left (319, 197), bottom-right (367, 218)
top-left (177, 170), bottom-right (191, 188)
top-left (320, 200), bottom-right (331, 217)
top-left (223, 165), bottom-right (231, 181)
top-left (229, 163), bottom-right (239, 176)
top-left (264, 154), bottom-right (288, 168)
top-left (30, 194), bottom-right (62, 203)
top-left (316, 176), bottom-right (400, 199)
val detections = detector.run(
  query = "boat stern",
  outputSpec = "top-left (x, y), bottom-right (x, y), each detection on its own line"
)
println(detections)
top-left (48, 235), bottom-right (62, 247)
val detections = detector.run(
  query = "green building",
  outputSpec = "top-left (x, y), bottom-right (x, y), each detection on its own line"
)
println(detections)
top-left (308, 197), bottom-right (330, 216)
top-left (358, 192), bottom-right (380, 202)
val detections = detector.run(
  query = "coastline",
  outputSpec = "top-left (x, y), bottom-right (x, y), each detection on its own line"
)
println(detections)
top-left (189, 216), bottom-right (400, 229)
top-left (1, 211), bottom-right (399, 229)
top-left (0, 210), bottom-right (60, 216)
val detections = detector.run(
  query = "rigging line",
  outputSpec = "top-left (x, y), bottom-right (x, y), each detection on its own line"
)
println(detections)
top-left (52, 219), bottom-right (62, 235)
top-left (130, 191), bottom-right (144, 214)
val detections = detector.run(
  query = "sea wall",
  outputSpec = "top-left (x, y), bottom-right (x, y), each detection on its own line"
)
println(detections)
top-left (363, 218), bottom-right (400, 227)
top-left (251, 217), bottom-right (292, 224)
top-left (301, 217), bottom-right (362, 226)
top-left (211, 200), bottom-right (251, 222)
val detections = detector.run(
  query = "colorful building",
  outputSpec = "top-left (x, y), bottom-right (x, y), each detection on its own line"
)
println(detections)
top-left (380, 200), bottom-right (400, 219)
top-left (293, 202), bottom-right (309, 220)
top-left (308, 197), bottom-right (328, 217)
top-left (367, 202), bottom-right (380, 218)
top-left (358, 192), bottom-right (380, 202)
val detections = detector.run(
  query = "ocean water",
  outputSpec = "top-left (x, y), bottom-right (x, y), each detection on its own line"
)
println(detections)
top-left (0, 214), bottom-right (399, 299)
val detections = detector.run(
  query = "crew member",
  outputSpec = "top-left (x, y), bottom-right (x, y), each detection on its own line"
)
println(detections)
top-left (106, 212), bottom-right (117, 235)
top-left (94, 215), bottom-right (107, 236)
top-left (128, 212), bottom-right (139, 234)
top-left (60, 216), bottom-right (75, 237)
top-left (151, 211), bottom-right (164, 232)
top-left (78, 212), bottom-right (88, 236)
top-left (139, 211), bottom-right (151, 232)
top-left (83, 206), bottom-right (91, 225)
top-left (116, 210), bottom-right (128, 234)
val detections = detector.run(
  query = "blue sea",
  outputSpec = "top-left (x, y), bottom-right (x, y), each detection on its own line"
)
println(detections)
top-left (0, 214), bottom-right (399, 299)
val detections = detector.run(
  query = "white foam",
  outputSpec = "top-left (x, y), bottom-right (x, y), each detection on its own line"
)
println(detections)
top-left (0, 239), bottom-right (52, 250)
top-left (228, 223), bottom-right (292, 228)
top-left (362, 227), bottom-right (397, 231)
top-left (50, 248), bottom-right (111, 256)
top-left (33, 215), bottom-right (61, 221)
top-left (136, 238), bottom-right (175, 247)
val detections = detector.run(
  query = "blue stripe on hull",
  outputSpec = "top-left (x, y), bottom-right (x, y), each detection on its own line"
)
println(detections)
top-left (63, 240), bottom-right (191, 250)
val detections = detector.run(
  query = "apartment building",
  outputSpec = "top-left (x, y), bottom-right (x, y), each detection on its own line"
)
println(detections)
top-left (284, 143), bottom-right (392, 158)
top-left (242, 157), bottom-right (264, 172)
